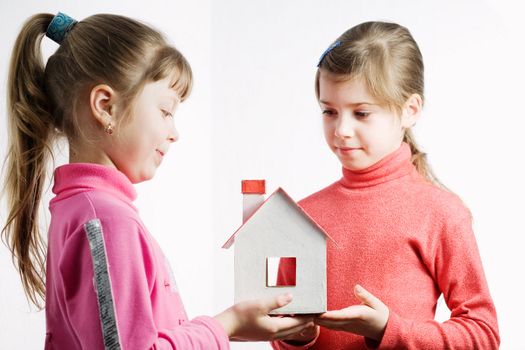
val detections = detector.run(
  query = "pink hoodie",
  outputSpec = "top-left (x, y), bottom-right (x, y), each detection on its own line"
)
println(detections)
top-left (45, 163), bottom-right (229, 349)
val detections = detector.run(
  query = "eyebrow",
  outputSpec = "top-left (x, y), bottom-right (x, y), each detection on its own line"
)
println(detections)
top-left (159, 98), bottom-right (179, 114)
top-left (163, 93), bottom-right (180, 107)
top-left (319, 99), bottom-right (376, 107)
top-left (168, 92), bottom-right (181, 102)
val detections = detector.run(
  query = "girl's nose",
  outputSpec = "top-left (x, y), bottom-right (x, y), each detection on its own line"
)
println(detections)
top-left (168, 127), bottom-right (179, 143)
top-left (334, 115), bottom-right (355, 138)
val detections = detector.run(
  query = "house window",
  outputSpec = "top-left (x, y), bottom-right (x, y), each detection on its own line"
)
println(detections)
top-left (266, 257), bottom-right (296, 287)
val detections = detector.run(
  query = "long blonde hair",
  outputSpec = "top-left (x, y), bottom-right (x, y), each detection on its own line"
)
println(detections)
top-left (2, 13), bottom-right (193, 309)
top-left (315, 21), bottom-right (444, 187)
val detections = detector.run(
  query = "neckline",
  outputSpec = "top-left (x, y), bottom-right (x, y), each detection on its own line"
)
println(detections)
top-left (51, 163), bottom-right (137, 204)
top-left (339, 143), bottom-right (415, 189)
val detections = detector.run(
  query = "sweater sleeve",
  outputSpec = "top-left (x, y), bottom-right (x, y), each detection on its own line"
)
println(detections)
top-left (270, 258), bottom-right (319, 350)
top-left (372, 207), bottom-right (500, 349)
top-left (58, 216), bottom-right (229, 350)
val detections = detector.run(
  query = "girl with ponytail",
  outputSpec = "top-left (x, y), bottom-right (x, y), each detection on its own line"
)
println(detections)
top-left (2, 12), bottom-right (313, 349)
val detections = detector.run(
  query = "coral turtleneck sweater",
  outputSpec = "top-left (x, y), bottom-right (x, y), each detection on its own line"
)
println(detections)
top-left (272, 143), bottom-right (499, 349)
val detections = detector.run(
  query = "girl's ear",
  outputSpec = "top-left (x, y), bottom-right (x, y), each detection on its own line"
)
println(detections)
top-left (401, 93), bottom-right (422, 129)
top-left (89, 84), bottom-right (118, 128)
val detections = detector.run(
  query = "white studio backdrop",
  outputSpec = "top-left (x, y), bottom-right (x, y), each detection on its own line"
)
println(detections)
top-left (1, 1), bottom-right (524, 349)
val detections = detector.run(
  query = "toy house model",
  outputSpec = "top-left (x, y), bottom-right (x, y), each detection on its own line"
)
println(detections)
top-left (222, 180), bottom-right (334, 314)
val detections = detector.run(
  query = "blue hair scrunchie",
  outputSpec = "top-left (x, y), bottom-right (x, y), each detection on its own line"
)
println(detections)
top-left (317, 40), bottom-right (342, 67)
top-left (46, 12), bottom-right (78, 45)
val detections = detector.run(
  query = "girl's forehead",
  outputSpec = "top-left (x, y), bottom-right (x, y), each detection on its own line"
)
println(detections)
top-left (145, 78), bottom-right (181, 100)
top-left (162, 88), bottom-right (181, 101)
top-left (319, 74), bottom-right (376, 104)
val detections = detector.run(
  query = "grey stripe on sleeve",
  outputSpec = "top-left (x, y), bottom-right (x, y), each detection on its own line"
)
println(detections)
top-left (84, 219), bottom-right (122, 350)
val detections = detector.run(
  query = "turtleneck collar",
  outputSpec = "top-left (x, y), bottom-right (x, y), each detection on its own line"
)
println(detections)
top-left (340, 142), bottom-right (416, 189)
top-left (51, 163), bottom-right (137, 205)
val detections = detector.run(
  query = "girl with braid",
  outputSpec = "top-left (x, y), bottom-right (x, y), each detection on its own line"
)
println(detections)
top-left (272, 21), bottom-right (499, 350)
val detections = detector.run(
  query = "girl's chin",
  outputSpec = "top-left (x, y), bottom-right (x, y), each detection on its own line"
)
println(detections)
top-left (128, 169), bottom-right (157, 184)
top-left (338, 158), bottom-right (372, 171)
top-left (342, 164), bottom-right (368, 171)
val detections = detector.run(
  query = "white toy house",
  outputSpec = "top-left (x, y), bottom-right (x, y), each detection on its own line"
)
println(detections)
top-left (222, 180), bottom-right (333, 314)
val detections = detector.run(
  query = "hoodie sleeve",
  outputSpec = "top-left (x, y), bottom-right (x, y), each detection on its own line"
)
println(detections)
top-left (58, 215), bottom-right (229, 350)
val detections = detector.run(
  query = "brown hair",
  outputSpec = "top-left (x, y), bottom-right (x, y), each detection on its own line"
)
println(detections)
top-left (315, 21), bottom-right (444, 187)
top-left (2, 13), bottom-right (193, 308)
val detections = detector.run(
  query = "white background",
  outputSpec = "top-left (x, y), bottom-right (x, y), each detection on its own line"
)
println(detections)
top-left (1, 1), bottom-right (524, 349)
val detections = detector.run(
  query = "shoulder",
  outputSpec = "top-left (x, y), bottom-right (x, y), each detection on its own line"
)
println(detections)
top-left (298, 180), bottom-right (341, 209)
top-left (61, 213), bottom-right (149, 251)
top-left (83, 190), bottom-right (138, 218)
top-left (59, 213), bottom-right (155, 278)
top-left (53, 189), bottom-right (139, 225)
top-left (409, 178), bottom-right (472, 226)
top-left (54, 191), bottom-right (149, 252)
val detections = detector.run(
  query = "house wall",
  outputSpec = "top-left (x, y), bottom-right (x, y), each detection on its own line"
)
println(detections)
top-left (234, 191), bottom-right (327, 314)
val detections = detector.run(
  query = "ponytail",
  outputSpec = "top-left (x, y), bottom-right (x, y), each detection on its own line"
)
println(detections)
top-left (2, 13), bottom-right (56, 309)
top-left (404, 129), bottom-right (449, 190)
top-left (2, 12), bottom-right (193, 309)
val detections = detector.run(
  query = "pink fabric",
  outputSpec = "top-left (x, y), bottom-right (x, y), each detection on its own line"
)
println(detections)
top-left (272, 143), bottom-right (499, 349)
top-left (45, 163), bottom-right (229, 349)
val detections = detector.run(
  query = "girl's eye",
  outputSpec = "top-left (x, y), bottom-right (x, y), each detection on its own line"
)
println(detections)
top-left (161, 110), bottom-right (173, 118)
top-left (322, 109), bottom-right (336, 117)
top-left (355, 111), bottom-right (370, 118)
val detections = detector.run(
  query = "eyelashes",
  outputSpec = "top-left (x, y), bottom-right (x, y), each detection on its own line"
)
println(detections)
top-left (161, 110), bottom-right (174, 118)
top-left (354, 111), bottom-right (370, 118)
top-left (321, 110), bottom-right (370, 119)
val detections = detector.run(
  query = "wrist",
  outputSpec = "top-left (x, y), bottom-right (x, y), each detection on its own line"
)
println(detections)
top-left (214, 308), bottom-right (239, 338)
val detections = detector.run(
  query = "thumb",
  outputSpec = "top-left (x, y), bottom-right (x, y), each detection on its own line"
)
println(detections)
top-left (354, 284), bottom-right (383, 310)
top-left (263, 293), bottom-right (293, 313)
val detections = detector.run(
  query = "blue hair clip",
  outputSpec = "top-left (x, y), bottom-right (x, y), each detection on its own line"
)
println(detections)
top-left (317, 40), bottom-right (342, 67)
top-left (46, 12), bottom-right (78, 45)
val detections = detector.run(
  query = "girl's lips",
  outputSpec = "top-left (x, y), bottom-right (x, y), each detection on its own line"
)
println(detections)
top-left (337, 147), bottom-right (362, 156)
top-left (337, 146), bottom-right (361, 151)
top-left (156, 150), bottom-right (165, 157)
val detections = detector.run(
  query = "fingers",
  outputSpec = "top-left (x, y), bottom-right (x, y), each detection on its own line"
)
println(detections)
top-left (314, 318), bottom-right (349, 330)
top-left (354, 284), bottom-right (384, 310)
top-left (262, 293), bottom-right (293, 313)
top-left (289, 323), bottom-right (320, 342)
top-left (229, 337), bottom-right (250, 342)
top-left (272, 321), bottom-right (317, 340)
top-left (316, 305), bottom-right (369, 321)
top-left (267, 314), bottom-right (312, 331)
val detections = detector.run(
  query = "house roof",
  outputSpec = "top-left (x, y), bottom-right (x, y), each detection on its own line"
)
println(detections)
top-left (222, 187), bottom-right (336, 249)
